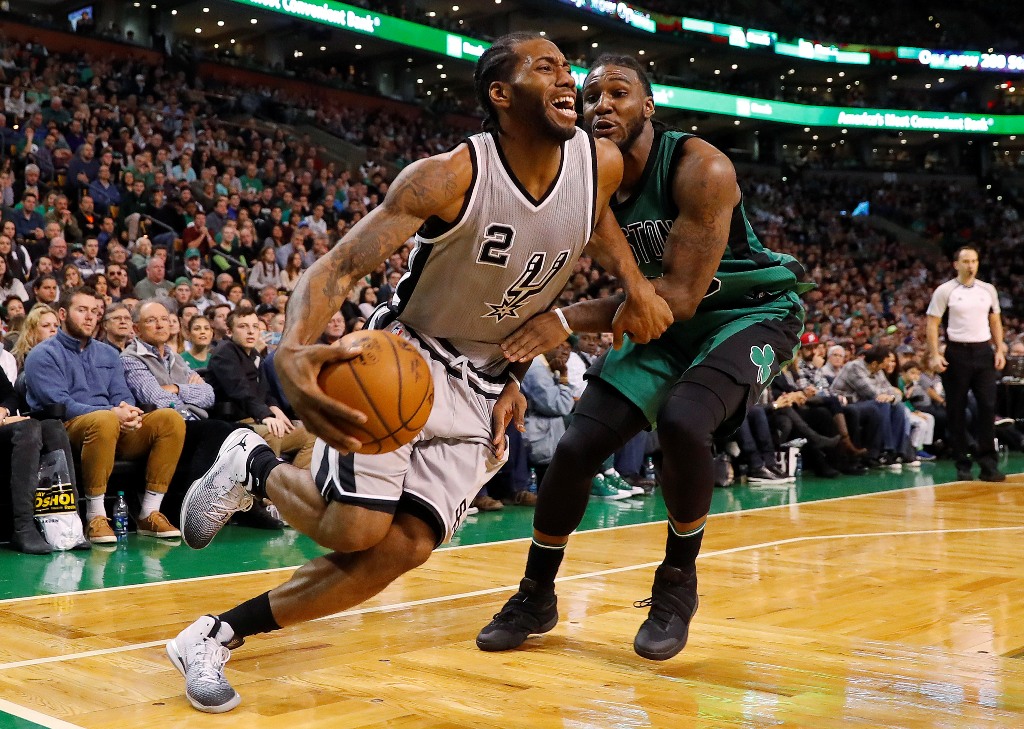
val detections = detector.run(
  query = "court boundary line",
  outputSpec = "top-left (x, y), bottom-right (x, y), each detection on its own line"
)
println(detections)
top-left (0, 698), bottom-right (85, 729)
top-left (0, 479), bottom-right (964, 607)
top-left (1, 523), bottom-right (1020, 674)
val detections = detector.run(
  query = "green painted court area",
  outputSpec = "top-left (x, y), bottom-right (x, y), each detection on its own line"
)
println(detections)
top-left (0, 715), bottom-right (48, 729)
top-left (0, 455), bottom-right (1019, 603)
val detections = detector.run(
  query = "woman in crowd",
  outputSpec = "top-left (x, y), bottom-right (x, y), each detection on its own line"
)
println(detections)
top-left (61, 264), bottom-right (83, 291)
top-left (0, 256), bottom-right (28, 303)
top-left (263, 224), bottom-right (285, 250)
top-left (247, 246), bottom-right (281, 297)
top-left (0, 233), bottom-right (28, 282)
top-left (357, 285), bottom-right (377, 319)
top-left (11, 305), bottom-right (60, 369)
top-left (2, 296), bottom-right (26, 347)
top-left (280, 251), bottom-right (304, 292)
top-left (180, 315), bottom-right (214, 371)
top-left (166, 310), bottom-right (187, 355)
top-left (85, 273), bottom-right (111, 306)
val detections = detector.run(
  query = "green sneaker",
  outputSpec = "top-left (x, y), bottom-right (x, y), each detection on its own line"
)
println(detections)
top-left (602, 469), bottom-right (636, 498)
top-left (592, 473), bottom-right (631, 500)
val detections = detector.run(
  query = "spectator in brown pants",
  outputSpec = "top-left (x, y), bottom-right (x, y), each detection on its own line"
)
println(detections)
top-left (206, 308), bottom-right (315, 468)
top-left (24, 287), bottom-right (186, 544)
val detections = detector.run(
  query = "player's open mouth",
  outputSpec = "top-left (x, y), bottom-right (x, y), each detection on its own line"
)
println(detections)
top-left (592, 119), bottom-right (616, 135)
top-left (550, 95), bottom-right (577, 120)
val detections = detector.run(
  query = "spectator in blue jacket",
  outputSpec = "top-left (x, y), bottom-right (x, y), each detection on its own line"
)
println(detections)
top-left (25, 287), bottom-right (185, 544)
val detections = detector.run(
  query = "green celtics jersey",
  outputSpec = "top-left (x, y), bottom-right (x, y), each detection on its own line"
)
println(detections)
top-left (612, 129), bottom-right (814, 309)
top-left (597, 130), bottom-right (812, 424)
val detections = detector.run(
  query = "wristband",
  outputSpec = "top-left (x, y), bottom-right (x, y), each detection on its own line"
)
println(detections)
top-left (508, 372), bottom-right (521, 389)
top-left (553, 308), bottom-right (572, 336)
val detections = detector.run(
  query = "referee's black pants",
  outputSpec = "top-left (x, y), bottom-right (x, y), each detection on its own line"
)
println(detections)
top-left (942, 342), bottom-right (997, 471)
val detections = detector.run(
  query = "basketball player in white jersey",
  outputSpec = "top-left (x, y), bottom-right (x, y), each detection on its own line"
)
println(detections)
top-left (164, 33), bottom-right (673, 713)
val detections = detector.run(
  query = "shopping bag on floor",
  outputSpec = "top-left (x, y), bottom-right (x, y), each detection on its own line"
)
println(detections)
top-left (34, 450), bottom-right (87, 551)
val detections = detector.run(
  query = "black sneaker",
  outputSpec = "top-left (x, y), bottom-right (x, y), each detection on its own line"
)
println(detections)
top-left (979, 467), bottom-right (1007, 482)
top-left (956, 467), bottom-right (973, 481)
top-left (633, 564), bottom-right (699, 661)
top-left (476, 578), bottom-right (558, 652)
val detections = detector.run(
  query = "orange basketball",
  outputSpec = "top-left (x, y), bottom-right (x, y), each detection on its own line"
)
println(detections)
top-left (317, 329), bottom-right (434, 455)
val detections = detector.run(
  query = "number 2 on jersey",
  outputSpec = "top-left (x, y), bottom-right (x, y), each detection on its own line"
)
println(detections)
top-left (477, 223), bottom-right (516, 267)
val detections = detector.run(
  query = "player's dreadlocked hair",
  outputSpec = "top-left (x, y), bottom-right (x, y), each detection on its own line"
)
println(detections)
top-left (475, 32), bottom-right (545, 134)
top-left (585, 54), bottom-right (653, 97)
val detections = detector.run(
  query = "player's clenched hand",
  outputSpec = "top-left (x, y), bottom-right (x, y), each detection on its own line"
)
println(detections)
top-left (501, 311), bottom-right (569, 363)
top-left (276, 340), bottom-right (368, 452)
top-left (491, 381), bottom-right (527, 460)
top-left (611, 280), bottom-right (673, 349)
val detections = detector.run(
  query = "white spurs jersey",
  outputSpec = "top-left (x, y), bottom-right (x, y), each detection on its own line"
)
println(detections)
top-left (372, 128), bottom-right (598, 393)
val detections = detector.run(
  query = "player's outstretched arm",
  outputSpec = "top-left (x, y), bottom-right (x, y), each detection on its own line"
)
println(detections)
top-left (277, 149), bottom-right (472, 452)
top-left (653, 137), bottom-right (739, 322)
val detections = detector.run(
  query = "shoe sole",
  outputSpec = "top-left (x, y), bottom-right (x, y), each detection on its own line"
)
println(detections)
top-left (137, 529), bottom-right (182, 538)
top-left (165, 641), bottom-right (241, 714)
top-left (633, 597), bottom-right (698, 661)
top-left (89, 535), bottom-right (117, 544)
top-left (594, 491), bottom-right (632, 501)
top-left (180, 431), bottom-right (254, 550)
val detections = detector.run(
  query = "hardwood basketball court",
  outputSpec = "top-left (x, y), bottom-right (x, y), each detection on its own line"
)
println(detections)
top-left (2, 473), bottom-right (1024, 728)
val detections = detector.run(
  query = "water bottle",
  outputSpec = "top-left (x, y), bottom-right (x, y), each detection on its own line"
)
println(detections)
top-left (795, 453), bottom-right (804, 477)
top-left (642, 456), bottom-right (656, 482)
top-left (528, 468), bottom-right (538, 494)
top-left (113, 491), bottom-right (129, 541)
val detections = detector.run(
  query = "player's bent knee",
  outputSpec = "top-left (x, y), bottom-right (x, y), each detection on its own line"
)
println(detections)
top-left (551, 427), bottom-right (592, 465)
top-left (657, 405), bottom-right (712, 449)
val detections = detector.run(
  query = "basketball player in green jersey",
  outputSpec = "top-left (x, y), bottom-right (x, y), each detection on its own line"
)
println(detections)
top-left (478, 54), bottom-right (813, 660)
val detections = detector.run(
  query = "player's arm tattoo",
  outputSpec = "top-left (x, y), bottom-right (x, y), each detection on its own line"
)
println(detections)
top-left (284, 155), bottom-right (464, 345)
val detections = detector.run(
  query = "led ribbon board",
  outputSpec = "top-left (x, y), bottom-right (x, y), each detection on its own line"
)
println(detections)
top-left (653, 86), bottom-right (1024, 134)
top-left (229, 0), bottom-right (486, 60)
top-left (556, 0), bottom-right (1024, 71)
top-left (228, 0), bottom-right (1024, 134)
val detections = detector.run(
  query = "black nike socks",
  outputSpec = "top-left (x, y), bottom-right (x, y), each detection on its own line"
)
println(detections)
top-left (220, 591), bottom-right (281, 640)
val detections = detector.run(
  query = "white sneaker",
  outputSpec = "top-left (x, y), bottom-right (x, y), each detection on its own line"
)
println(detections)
top-left (166, 615), bottom-right (241, 713)
top-left (180, 429), bottom-right (264, 549)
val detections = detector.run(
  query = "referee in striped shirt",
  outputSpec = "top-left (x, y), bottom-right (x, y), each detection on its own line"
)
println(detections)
top-left (926, 246), bottom-right (1007, 482)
